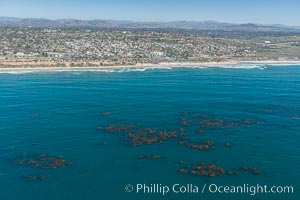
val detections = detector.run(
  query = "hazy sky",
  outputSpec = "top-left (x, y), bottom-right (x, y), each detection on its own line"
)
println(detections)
top-left (0, 0), bottom-right (299, 25)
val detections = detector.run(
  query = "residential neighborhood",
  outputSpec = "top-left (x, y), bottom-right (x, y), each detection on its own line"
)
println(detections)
top-left (1, 27), bottom-right (299, 67)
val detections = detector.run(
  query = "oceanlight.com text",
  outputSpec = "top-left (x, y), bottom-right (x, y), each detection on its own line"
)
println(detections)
top-left (125, 183), bottom-right (294, 196)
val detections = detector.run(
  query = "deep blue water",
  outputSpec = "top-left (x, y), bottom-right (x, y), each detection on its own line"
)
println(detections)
top-left (0, 66), bottom-right (299, 200)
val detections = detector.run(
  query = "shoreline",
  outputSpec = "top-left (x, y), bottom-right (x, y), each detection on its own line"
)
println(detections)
top-left (1, 61), bottom-right (300, 73)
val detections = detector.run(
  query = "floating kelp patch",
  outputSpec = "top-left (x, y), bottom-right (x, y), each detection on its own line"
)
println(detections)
top-left (239, 166), bottom-right (260, 175)
top-left (102, 112), bottom-right (112, 115)
top-left (178, 140), bottom-right (215, 151)
top-left (224, 141), bottom-right (232, 147)
top-left (98, 121), bottom-right (185, 146)
top-left (128, 129), bottom-right (178, 146)
top-left (178, 161), bottom-right (186, 165)
top-left (177, 161), bottom-right (260, 177)
top-left (13, 154), bottom-right (72, 169)
top-left (184, 162), bottom-right (225, 177)
top-left (95, 113), bottom-right (262, 176)
top-left (179, 113), bottom-right (257, 132)
top-left (137, 155), bottom-right (167, 160)
top-left (21, 175), bottom-right (46, 181)
top-left (197, 129), bottom-right (206, 134)
top-left (29, 114), bottom-right (40, 119)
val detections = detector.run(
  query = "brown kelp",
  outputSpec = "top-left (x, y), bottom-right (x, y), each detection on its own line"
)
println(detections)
top-left (177, 161), bottom-right (260, 177)
top-left (14, 154), bottom-right (72, 169)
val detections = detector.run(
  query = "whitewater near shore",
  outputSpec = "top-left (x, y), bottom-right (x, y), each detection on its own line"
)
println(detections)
top-left (1, 61), bottom-right (300, 73)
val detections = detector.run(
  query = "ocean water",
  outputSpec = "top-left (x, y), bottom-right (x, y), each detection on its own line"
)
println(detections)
top-left (0, 65), bottom-right (299, 200)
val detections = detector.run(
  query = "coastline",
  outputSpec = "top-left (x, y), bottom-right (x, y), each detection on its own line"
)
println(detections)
top-left (1, 60), bottom-right (300, 73)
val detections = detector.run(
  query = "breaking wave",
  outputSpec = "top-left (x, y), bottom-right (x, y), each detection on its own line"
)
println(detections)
top-left (0, 64), bottom-right (269, 74)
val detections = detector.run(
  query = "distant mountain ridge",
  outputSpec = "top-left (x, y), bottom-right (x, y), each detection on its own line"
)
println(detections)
top-left (0, 17), bottom-right (299, 31)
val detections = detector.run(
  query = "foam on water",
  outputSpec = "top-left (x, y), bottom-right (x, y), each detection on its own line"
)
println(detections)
top-left (213, 64), bottom-right (267, 69)
top-left (0, 64), bottom-right (267, 74)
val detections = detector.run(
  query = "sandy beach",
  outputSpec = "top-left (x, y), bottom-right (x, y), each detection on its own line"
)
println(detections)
top-left (1, 60), bottom-right (300, 73)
